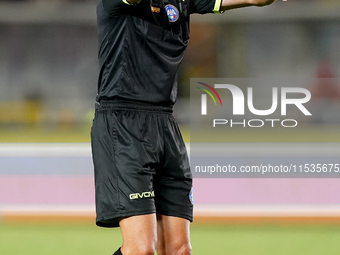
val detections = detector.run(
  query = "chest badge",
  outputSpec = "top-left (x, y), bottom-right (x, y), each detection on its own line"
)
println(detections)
top-left (151, 6), bottom-right (160, 13)
top-left (165, 4), bottom-right (179, 22)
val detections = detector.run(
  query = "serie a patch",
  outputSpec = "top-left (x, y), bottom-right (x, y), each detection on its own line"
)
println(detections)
top-left (151, 6), bottom-right (160, 13)
top-left (165, 4), bottom-right (179, 22)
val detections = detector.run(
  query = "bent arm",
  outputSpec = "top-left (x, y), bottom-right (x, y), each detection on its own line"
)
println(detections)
top-left (221, 0), bottom-right (276, 11)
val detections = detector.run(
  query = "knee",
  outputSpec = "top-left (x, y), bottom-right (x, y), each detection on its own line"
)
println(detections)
top-left (137, 247), bottom-right (155, 255)
top-left (172, 243), bottom-right (192, 255)
top-left (122, 244), bottom-right (155, 255)
top-left (177, 244), bottom-right (192, 255)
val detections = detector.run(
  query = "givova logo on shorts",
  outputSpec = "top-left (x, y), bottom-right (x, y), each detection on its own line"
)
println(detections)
top-left (129, 191), bottom-right (155, 200)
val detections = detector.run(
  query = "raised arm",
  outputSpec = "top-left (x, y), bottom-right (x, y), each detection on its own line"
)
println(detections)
top-left (221, 0), bottom-right (276, 11)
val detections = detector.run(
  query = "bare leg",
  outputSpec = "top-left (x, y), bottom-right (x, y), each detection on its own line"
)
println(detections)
top-left (119, 213), bottom-right (157, 255)
top-left (156, 214), bottom-right (192, 255)
top-left (156, 214), bottom-right (166, 255)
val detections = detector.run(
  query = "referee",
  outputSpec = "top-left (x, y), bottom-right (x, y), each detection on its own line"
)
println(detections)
top-left (91, 0), bottom-right (276, 255)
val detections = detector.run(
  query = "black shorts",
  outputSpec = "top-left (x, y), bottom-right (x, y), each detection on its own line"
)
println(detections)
top-left (91, 100), bottom-right (193, 228)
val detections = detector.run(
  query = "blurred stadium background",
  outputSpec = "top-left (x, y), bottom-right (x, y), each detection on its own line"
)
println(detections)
top-left (1, 0), bottom-right (340, 254)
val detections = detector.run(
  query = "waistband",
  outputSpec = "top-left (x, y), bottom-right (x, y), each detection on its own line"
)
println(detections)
top-left (95, 100), bottom-right (173, 113)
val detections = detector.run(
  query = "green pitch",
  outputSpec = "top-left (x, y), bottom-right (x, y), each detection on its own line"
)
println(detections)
top-left (1, 222), bottom-right (340, 255)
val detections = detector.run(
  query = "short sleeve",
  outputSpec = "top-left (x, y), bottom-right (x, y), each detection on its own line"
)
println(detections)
top-left (189, 0), bottom-right (224, 14)
top-left (101, 0), bottom-right (142, 16)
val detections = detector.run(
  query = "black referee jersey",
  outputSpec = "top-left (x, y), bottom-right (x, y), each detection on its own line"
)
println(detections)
top-left (96, 0), bottom-right (223, 106)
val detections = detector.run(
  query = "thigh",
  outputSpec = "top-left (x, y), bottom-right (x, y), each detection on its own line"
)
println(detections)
top-left (154, 115), bottom-right (193, 222)
top-left (120, 214), bottom-right (158, 254)
top-left (156, 214), bottom-right (191, 255)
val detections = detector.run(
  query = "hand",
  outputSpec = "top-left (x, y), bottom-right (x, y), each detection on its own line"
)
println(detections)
top-left (221, 0), bottom-right (276, 12)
